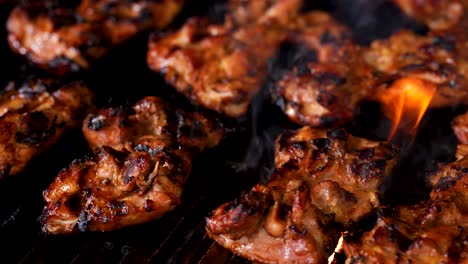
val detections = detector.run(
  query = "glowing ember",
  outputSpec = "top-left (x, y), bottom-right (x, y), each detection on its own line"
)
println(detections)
top-left (379, 77), bottom-right (436, 141)
top-left (327, 233), bottom-right (345, 264)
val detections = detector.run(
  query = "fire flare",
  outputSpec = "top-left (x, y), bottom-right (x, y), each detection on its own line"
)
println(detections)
top-left (328, 233), bottom-right (345, 264)
top-left (379, 77), bottom-right (436, 141)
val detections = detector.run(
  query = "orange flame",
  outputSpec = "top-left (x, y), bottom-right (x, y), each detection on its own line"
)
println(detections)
top-left (379, 77), bottom-right (436, 141)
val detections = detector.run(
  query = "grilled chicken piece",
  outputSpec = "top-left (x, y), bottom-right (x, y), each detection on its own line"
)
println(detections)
top-left (343, 146), bottom-right (468, 264)
top-left (274, 42), bottom-right (368, 127)
top-left (148, 17), bottom-right (265, 118)
top-left (0, 79), bottom-right (94, 179)
top-left (277, 22), bottom-right (468, 127)
top-left (147, 0), bottom-right (296, 118)
top-left (42, 96), bottom-right (223, 234)
top-left (452, 112), bottom-right (468, 144)
top-left (148, 0), bottom-right (352, 118)
top-left (272, 7), bottom-right (355, 124)
top-left (393, 0), bottom-right (466, 30)
top-left (364, 29), bottom-right (468, 108)
top-left (7, 0), bottom-right (183, 74)
top-left (206, 127), bottom-right (398, 263)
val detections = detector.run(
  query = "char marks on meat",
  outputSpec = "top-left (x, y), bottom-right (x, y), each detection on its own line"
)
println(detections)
top-left (42, 96), bottom-right (223, 234)
top-left (274, 43), bottom-right (367, 128)
top-left (147, 0), bottom-right (303, 118)
top-left (7, 0), bottom-right (183, 74)
top-left (371, 1), bottom-right (468, 106)
top-left (275, 12), bottom-right (468, 127)
top-left (206, 127), bottom-right (398, 264)
top-left (0, 79), bottom-right (94, 179)
top-left (343, 145), bottom-right (468, 264)
top-left (147, 0), bottom-right (357, 118)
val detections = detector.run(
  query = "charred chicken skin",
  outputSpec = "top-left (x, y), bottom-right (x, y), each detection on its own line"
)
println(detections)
top-left (7, 0), bottom-right (183, 74)
top-left (147, 0), bottom-right (354, 118)
top-left (364, 28), bottom-right (468, 108)
top-left (206, 127), bottom-right (398, 264)
top-left (42, 96), bottom-right (223, 234)
top-left (0, 79), bottom-right (94, 179)
top-left (343, 145), bottom-right (468, 264)
top-left (148, 17), bottom-right (273, 118)
top-left (274, 43), bottom-right (369, 127)
top-left (270, 9), bottom-right (355, 127)
top-left (227, 0), bottom-right (303, 26)
top-left (147, 0), bottom-right (300, 118)
top-left (276, 22), bottom-right (468, 127)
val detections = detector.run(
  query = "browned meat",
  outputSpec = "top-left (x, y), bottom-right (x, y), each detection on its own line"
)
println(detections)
top-left (148, 17), bottom-right (267, 118)
top-left (343, 145), bottom-right (468, 264)
top-left (274, 11), bottom-right (355, 125)
top-left (364, 29), bottom-right (468, 108)
top-left (147, 1), bottom-right (293, 118)
top-left (42, 96), bottom-right (223, 234)
top-left (7, 0), bottom-right (183, 74)
top-left (148, 0), bottom-right (353, 118)
top-left (276, 24), bottom-right (468, 127)
top-left (393, 0), bottom-right (466, 30)
top-left (453, 112), bottom-right (468, 144)
top-left (206, 127), bottom-right (398, 263)
top-left (274, 43), bottom-right (370, 127)
top-left (0, 79), bottom-right (94, 179)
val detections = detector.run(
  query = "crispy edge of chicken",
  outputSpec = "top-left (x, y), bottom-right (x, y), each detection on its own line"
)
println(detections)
top-left (364, 29), bottom-right (468, 108)
top-left (276, 25), bottom-right (468, 127)
top-left (272, 13), bottom-right (359, 127)
top-left (147, 0), bottom-right (312, 118)
top-left (147, 1), bottom-right (356, 120)
top-left (343, 147), bottom-right (468, 264)
top-left (0, 79), bottom-right (94, 179)
top-left (42, 96), bottom-right (223, 234)
top-left (7, 0), bottom-right (183, 74)
top-left (147, 21), bottom-right (282, 118)
top-left (205, 127), bottom-right (398, 264)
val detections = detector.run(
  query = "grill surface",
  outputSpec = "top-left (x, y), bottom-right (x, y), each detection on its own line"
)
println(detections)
top-left (0, 1), bottom-right (466, 263)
